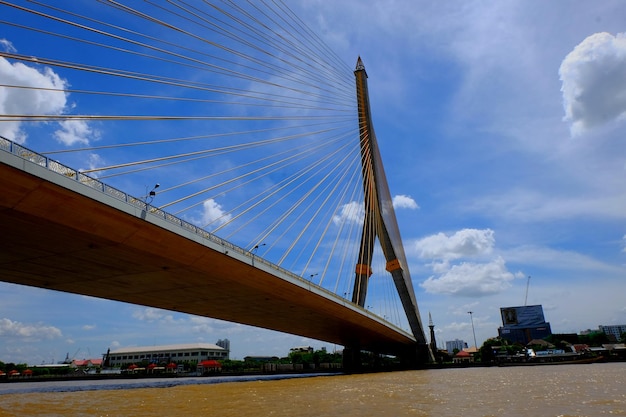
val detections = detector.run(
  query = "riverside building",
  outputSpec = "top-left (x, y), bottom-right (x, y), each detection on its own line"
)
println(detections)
top-left (107, 343), bottom-right (229, 367)
top-left (599, 324), bottom-right (626, 342)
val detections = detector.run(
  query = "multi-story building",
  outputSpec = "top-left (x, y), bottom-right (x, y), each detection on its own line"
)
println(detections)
top-left (107, 342), bottom-right (228, 367)
top-left (216, 338), bottom-right (231, 352)
top-left (599, 324), bottom-right (626, 341)
top-left (446, 339), bottom-right (466, 353)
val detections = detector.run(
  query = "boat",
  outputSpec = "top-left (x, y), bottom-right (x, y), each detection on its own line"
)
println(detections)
top-left (497, 351), bottom-right (603, 366)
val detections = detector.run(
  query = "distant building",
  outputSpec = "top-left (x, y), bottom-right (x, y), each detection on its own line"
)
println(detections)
top-left (71, 358), bottom-right (102, 370)
top-left (498, 305), bottom-right (552, 344)
top-left (446, 339), bottom-right (465, 353)
top-left (107, 343), bottom-right (228, 367)
top-left (216, 338), bottom-right (231, 351)
top-left (599, 324), bottom-right (626, 342)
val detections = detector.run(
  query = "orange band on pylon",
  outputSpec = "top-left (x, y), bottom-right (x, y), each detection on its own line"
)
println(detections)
top-left (355, 264), bottom-right (372, 276)
top-left (385, 259), bottom-right (401, 272)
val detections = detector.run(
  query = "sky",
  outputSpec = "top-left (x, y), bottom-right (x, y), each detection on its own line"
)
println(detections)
top-left (1, 0), bottom-right (626, 364)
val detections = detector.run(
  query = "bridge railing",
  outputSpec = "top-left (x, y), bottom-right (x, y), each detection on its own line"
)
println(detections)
top-left (0, 136), bottom-right (367, 313)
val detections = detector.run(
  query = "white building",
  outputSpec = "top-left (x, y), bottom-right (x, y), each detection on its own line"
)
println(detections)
top-left (107, 343), bottom-right (229, 367)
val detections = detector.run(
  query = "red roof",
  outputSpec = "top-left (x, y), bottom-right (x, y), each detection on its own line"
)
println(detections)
top-left (455, 350), bottom-right (471, 357)
top-left (199, 360), bottom-right (221, 367)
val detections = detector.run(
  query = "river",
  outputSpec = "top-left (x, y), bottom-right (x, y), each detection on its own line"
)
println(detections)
top-left (0, 363), bottom-right (624, 416)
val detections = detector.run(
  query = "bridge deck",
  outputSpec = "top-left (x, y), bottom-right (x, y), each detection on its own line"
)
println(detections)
top-left (0, 148), bottom-right (416, 355)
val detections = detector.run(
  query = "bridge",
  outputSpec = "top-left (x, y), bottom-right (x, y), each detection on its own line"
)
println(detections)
top-left (0, 1), bottom-right (431, 367)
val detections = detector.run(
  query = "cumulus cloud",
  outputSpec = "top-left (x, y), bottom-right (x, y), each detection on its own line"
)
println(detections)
top-left (0, 57), bottom-right (67, 143)
top-left (333, 200), bottom-right (364, 225)
top-left (560, 32), bottom-right (626, 135)
top-left (393, 194), bottom-right (419, 209)
top-left (420, 257), bottom-right (516, 296)
top-left (412, 229), bottom-right (521, 297)
top-left (0, 318), bottom-right (62, 340)
top-left (412, 228), bottom-right (495, 260)
top-left (54, 119), bottom-right (95, 146)
top-left (201, 198), bottom-right (232, 226)
top-left (0, 48), bottom-right (97, 145)
top-left (333, 195), bottom-right (417, 226)
top-left (132, 307), bottom-right (175, 323)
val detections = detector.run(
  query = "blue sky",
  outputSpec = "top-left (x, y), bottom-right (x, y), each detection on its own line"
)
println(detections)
top-left (1, 1), bottom-right (625, 364)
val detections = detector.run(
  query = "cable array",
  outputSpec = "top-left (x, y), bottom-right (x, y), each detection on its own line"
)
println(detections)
top-left (0, 0), bottom-right (408, 330)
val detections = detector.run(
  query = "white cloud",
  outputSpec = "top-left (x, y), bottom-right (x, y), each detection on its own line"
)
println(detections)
top-left (0, 57), bottom-right (68, 144)
top-left (0, 49), bottom-right (96, 146)
top-left (54, 119), bottom-right (96, 146)
top-left (560, 32), bottom-right (626, 135)
top-left (332, 200), bottom-right (364, 225)
top-left (332, 196), bottom-right (415, 226)
top-left (0, 318), bottom-right (62, 340)
top-left (420, 257), bottom-right (516, 297)
top-left (82, 324), bottom-right (96, 331)
top-left (0, 38), bottom-right (16, 53)
top-left (85, 153), bottom-right (104, 173)
top-left (132, 307), bottom-right (174, 323)
top-left (392, 194), bottom-right (419, 210)
top-left (201, 198), bottom-right (232, 226)
top-left (412, 228), bottom-right (495, 260)
top-left (412, 229), bottom-right (521, 297)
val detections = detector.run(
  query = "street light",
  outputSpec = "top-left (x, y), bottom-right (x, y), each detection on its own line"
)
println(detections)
top-left (468, 311), bottom-right (478, 349)
top-left (143, 183), bottom-right (160, 204)
top-left (251, 243), bottom-right (265, 266)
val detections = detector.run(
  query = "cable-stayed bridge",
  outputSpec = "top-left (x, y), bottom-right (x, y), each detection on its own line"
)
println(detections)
top-left (0, 1), bottom-right (430, 366)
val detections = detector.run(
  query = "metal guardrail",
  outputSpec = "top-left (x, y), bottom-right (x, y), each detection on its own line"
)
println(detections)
top-left (0, 136), bottom-right (358, 310)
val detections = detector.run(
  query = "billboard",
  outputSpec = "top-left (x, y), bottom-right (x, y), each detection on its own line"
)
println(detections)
top-left (500, 305), bottom-right (546, 328)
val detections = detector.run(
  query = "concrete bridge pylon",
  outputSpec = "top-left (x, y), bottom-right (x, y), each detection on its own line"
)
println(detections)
top-left (349, 57), bottom-right (434, 368)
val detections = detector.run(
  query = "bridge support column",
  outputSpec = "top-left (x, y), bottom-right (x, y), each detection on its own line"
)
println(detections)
top-left (342, 345), bottom-right (362, 373)
top-left (396, 344), bottom-right (433, 369)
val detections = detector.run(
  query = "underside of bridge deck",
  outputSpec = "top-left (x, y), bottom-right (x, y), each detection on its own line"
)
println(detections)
top-left (0, 154), bottom-right (419, 357)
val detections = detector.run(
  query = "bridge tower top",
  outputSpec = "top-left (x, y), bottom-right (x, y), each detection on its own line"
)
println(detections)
top-left (355, 56), bottom-right (367, 74)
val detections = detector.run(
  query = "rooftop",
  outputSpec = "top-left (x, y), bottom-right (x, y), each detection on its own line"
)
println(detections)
top-left (109, 343), bottom-right (225, 354)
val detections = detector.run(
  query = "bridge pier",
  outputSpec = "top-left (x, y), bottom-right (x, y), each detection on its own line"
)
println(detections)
top-left (342, 343), bottom-right (433, 373)
top-left (342, 345), bottom-right (362, 373)
top-left (396, 344), bottom-right (433, 369)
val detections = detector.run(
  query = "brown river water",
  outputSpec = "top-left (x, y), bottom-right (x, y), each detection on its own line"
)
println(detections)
top-left (0, 363), bottom-right (624, 417)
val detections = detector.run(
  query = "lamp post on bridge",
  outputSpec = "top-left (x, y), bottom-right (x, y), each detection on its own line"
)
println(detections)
top-left (143, 183), bottom-right (160, 205)
top-left (251, 243), bottom-right (265, 266)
